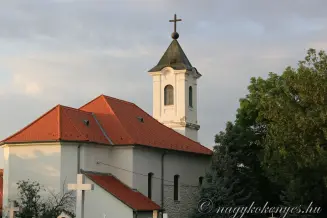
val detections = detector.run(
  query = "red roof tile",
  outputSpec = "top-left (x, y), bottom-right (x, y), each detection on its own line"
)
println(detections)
top-left (80, 95), bottom-right (212, 155)
top-left (2, 105), bottom-right (108, 144)
top-left (1, 95), bottom-right (212, 155)
top-left (85, 172), bottom-right (160, 211)
top-left (0, 169), bottom-right (3, 211)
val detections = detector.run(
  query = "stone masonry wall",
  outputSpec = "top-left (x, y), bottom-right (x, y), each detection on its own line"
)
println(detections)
top-left (164, 184), bottom-right (200, 218)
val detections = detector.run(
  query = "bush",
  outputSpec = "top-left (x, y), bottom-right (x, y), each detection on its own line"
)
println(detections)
top-left (6, 180), bottom-right (75, 218)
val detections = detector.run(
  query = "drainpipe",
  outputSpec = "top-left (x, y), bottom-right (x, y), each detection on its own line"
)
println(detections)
top-left (77, 144), bottom-right (82, 173)
top-left (161, 151), bottom-right (167, 210)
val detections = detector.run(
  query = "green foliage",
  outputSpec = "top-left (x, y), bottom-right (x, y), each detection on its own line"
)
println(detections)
top-left (194, 48), bottom-right (327, 217)
top-left (193, 122), bottom-right (267, 217)
top-left (9, 180), bottom-right (75, 218)
top-left (256, 49), bottom-right (327, 212)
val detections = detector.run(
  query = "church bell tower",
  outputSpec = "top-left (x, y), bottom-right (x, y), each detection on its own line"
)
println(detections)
top-left (148, 14), bottom-right (201, 142)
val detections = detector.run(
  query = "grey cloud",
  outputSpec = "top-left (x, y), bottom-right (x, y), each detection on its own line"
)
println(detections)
top-left (0, 0), bottom-right (327, 163)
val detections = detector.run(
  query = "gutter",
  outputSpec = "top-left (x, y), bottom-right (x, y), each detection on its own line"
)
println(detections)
top-left (161, 151), bottom-right (167, 210)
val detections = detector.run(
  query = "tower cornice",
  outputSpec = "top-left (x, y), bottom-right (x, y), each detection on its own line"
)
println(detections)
top-left (160, 121), bottom-right (200, 131)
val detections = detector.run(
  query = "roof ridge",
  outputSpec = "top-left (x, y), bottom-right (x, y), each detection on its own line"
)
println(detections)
top-left (174, 40), bottom-right (192, 67)
top-left (79, 95), bottom-right (104, 110)
top-left (101, 96), bottom-right (134, 143)
top-left (79, 95), bottom-right (135, 111)
top-left (1, 105), bottom-right (60, 143)
top-left (91, 113), bottom-right (114, 145)
top-left (60, 104), bottom-right (99, 117)
top-left (102, 95), bottom-right (135, 106)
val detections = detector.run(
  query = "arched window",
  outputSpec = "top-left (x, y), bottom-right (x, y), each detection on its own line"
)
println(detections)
top-left (164, 85), bottom-right (174, 105)
top-left (148, 172), bottom-right (153, 199)
top-left (174, 175), bottom-right (180, 201)
top-left (199, 176), bottom-right (204, 186)
top-left (189, 86), bottom-right (193, 107)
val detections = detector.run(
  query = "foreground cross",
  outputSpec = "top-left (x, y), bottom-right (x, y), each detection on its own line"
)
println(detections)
top-left (7, 203), bottom-right (20, 218)
top-left (57, 211), bottom-right (72, 218)
top-left (68, 174), bottom-right (94, 218)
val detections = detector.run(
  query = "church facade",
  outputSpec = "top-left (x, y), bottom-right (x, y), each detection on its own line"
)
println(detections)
top-left (1, 19), bottom-right (212, 218)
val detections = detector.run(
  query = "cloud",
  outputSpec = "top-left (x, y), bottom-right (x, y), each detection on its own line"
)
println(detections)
top-left (0, 0), bottom-right (327, 168)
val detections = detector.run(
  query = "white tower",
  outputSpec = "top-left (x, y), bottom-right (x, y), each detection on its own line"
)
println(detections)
top-left (148, 14), bottom-right (201, 142)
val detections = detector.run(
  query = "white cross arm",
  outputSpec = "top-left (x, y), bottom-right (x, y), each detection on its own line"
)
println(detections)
top-left (9, 207), bottom-right (20, 212)
top-left (67, 183), bottom-right (94, 191)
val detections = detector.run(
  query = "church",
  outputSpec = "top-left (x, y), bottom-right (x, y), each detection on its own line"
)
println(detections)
top-left (0, 15), bottom-right (212, 218)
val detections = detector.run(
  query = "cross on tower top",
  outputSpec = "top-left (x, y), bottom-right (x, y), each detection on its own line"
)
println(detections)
top-left (169, 14), bottom-right (182, 39)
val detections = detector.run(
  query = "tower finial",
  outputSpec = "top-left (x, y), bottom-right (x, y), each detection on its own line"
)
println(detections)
top-left (169, 14), bottom-right (182, 39)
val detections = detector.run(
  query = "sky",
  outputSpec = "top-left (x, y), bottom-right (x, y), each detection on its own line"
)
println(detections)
top-left (0, 0), bottom-right (327, 168)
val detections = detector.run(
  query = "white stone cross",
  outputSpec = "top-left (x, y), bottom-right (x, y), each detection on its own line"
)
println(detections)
top-left (57, 211), bottom-right (72, 218)
top-left (68, 174), bottom-right (94, 218)
top-left (7, 203), bottom-right (20, 218)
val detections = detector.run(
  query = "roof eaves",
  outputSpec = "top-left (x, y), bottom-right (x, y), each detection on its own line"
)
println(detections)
top-left (1, 140), bottom-right (61, 146)
top-left (0, 140), bottom-right (114, 147)
top-left (133, 143), bottom-right (212, 156)
top-left (133, 209), bottom-right (164, 212)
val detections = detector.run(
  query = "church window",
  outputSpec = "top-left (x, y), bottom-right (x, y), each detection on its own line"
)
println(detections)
top-left (164, 85), bottom-right (174, 105)
top-left (174, 174), bottom-right (180, 201)
top-left (148, 172), bottom-right (153, 199)
top-left (189, 86), bottom-right (193, 107)
top-left (199, 176), bottom-right (204, 186)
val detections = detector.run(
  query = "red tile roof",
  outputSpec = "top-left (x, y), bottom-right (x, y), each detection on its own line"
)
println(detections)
top-left (1, 105), bottom-right (108, 144)
top-left (85, 172), bottom-right (160, 211)
top-left (1, 95), bottom-right (212, 155)
top-left (0, 169), bottom-right (3, 211)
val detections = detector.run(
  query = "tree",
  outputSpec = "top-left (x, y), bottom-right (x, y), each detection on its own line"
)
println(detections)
top-left (250, 49), bottom-right (327, 215)
top-left (194, 49), bottom-right (327, 217)
top-left (7, 180), bottom-right (75, 218)
top-left (193, 121), bottom-right (269, 217)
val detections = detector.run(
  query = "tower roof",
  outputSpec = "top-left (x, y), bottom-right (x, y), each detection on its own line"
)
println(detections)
top-left (148, 39), bottom-right (194, 72)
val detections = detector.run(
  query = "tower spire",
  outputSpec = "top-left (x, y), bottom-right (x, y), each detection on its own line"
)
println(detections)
top-left (169, 14), bottom-right (182, 39)
top-left (149, 14), bottom-right (201, 142)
